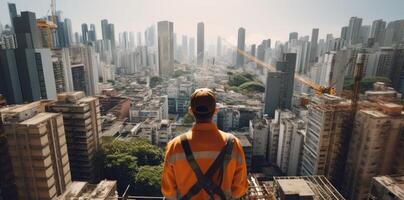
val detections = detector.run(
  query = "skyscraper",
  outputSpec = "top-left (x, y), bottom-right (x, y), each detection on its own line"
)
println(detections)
top-left (101, 19), bottom-right (108, 39)
top-left (88, 24), bottom-right (96, 42)
top-left (182, 35), bottom-right (188, 63)
top-left (64, 18), bottom-right (73, 46)
top-left (217, 36), bottom-right (222, 57)
top-left (250, 44), bottom-right (256, 57)
top-left (347, 17), bottom-right (363, 45)
top-left (370, 19), bottom-right (386, 45)
top-left (309, 28), bottom-right (319, 63)
top-left (157, 21), bottom-right (174, 77)
top-left (340, 26), bottom-right (348, 41)
top-left (197, 22), bottom-right (204, 65)
top-left (47, 92), bottom-right (102, 182)
top-left (236, 27), bottom-right (246, 67)
top-left (289, 32), bottom-right (298, 42)
top-left (189, 37), bottom-right (195, 63)
top-left (0, 101), bottom-right (72, 199)
top-left (0, 11), bottom-right (57, 104)
top-left (264, 53), bottom-right (296, 117)
top-left (81, 23), bottom-right (88, 43)
top-left (7, 3), bottom-right (17, 32)
top-left (383, 20), bottom-right (404, 46)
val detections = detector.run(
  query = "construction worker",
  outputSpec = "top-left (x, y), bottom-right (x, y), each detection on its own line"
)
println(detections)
top-left (161, 88), bottom-right (248, 200)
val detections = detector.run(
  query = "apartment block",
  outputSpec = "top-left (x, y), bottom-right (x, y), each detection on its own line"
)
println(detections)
top-left (276, 113), bottom-right (306, 176)
top-left (301, 94), bottom-right (351, 188)
top-left (0, 101), bottom-right (71, 200)
top-left (342, 103), bottom-right (404, 200)
top-left (46, 92), bottom-right (102, 182)
top-left (249, 118), bottom-right (269, 160)
top-left (368, 175), bottom-right (404, 200)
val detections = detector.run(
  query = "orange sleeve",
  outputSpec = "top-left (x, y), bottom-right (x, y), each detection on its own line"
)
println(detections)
top-left (161, 141), bottom-right (178, 199)
top-left (231, 138), bottom-right (248, 198)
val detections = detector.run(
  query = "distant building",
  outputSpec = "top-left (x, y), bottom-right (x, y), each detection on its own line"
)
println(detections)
top-left (289, 32), bottom-right (298, 42)
top-left (217, 36), bottom-right (222, 57)
top-left (236, 27), bottom-right (246, 67)
top-left (264, 53), bottom-right (296, 117)
top-left (370, 19), bottom-right (386, 46)
top-left (347, 17), bottom-right (363, 46)
top-left (47, 92), bottom-right (102, 182)
top-left (197, 22), bottom-right (204, 65)
top-left (309, 28), bottom-right (319, 63)
top-left (383, 20), bottom-right (404, 46)
top-left (368, 175), bottom-right (404, 200)
top-left (189, 37), bottom-right (195, 63)
top-left (157, 21), bottom-right (174, 77)
top-left (0, 101), bottom-right (72, 199)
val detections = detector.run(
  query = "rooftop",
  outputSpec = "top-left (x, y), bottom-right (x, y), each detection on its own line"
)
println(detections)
top-left (373, 175), bottom-right (404, 199)
top-left (20, 112), bottom-right (59, 125)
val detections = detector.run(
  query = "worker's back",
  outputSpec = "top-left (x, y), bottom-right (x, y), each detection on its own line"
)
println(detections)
top-left (161, 122), bottom-right (248, 200)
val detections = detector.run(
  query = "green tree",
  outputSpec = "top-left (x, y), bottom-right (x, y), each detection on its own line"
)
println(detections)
top-left (134, 165), bottom-right (163, 196)
top-left (150, 76), bottom-right (163, 88)
top-left (96, 139), bottom-right (164, 195)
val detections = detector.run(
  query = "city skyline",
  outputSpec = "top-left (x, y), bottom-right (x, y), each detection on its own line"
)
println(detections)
top-left (1, 0), bottom-right (404, 45)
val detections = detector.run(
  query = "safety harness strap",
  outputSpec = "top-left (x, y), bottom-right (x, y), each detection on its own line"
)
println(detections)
top-left (179, 134), bottom-right (234, 200)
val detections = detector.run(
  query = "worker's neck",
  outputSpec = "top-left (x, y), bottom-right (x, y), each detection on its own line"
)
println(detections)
top-left (195, 119), bottom-right (213, 123)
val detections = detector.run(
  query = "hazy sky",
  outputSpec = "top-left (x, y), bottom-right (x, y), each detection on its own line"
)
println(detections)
top-left (1, 0), bottom-right (404, 46)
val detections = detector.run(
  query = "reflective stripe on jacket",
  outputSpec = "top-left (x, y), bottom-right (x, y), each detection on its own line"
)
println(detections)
top-left (161, 122), bottom-right (248, 200)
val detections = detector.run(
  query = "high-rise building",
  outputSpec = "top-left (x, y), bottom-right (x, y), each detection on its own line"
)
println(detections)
top-left (47, 92), bottom-right (102, 182)
top-left (309, 28), bottom-right (319, 63)
top-left (88, 24), bottom-right (96, 42)
top-left (236, 27), bottom-right (246, 67)
top-left (189, 37), bottom-right (195, 63)
top-left (69, 45), bottom-right (99, 95)
top-left (340, 26), bottom-right (348, 41)
top-left (359, 25), bottom-right (370, 44)
top-left (7, 3), bottom-right (17, 32)
top-left (370, 19), bottom-right (386, 45)
top-left (343, 101), bottom-right (404, 199)
top-left (347, 17), bottom-right (363, 45)
top-left (383, 20), bottom-right (404, 46)
top-left (182, 35), bottom-right (188, 63)
top-left (197, 22), bottom-right (204, 65)
top-left (368, 175), bottom-right (404, 200)
top-left (217, 36), bottom-right (222, 57)
top-left (250, 44), bottom-right (256, 57)
top-left (101, 19), bottom-right (109, 40)
top-left (264, 53), bottom-right (296, 117)
top-left (276, 111), bottom-right (305, 176)
top-left (64, 18), bottom-right (73, 46)
top-left (157, 21), bottom-right (174, 77)
top-left (81, 23), bottom-right (88, 43)
top-left (0, 11), bottom-right (57, 104)
top-left (301, 95), bottom-right (351, 188)
top-left (0, 101), bottom-right (72, 199)
top-left (289, 32), bottom-right (298, 42)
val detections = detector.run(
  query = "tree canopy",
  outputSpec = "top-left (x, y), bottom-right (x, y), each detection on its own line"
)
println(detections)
top-left (134, 165), bottom-right (163, 196)
top-left (150, 76), bottom-right (163, 88)
top-left (96, 139), bottom-right (164, 195)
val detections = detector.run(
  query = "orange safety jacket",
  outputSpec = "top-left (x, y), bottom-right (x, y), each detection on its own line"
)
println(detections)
top-left (161, 122), bottom-right (248, 200)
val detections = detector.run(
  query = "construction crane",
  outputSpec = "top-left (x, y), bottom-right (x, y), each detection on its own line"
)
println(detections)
top-left (221, 38), bottom-right (337, 95)
top-left (37, 0), bottom-right (57, 47)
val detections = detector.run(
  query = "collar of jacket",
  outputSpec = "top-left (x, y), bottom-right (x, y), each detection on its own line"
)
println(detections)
top-left (191, 122), bottom-right (219, 132)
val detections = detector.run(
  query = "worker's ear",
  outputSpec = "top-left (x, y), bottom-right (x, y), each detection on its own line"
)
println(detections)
top-left (188, 107), bottom-right (194, 116)
top-left (214, 107), bottom-right (220, 115)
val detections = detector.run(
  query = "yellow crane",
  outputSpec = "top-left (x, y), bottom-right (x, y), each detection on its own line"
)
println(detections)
top-left (221, 38), bottom-right (337, 95)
